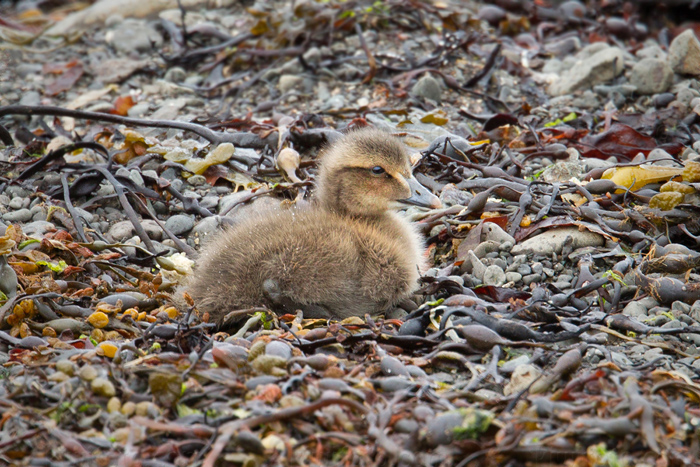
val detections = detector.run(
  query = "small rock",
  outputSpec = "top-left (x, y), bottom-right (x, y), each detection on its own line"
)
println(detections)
top-left (467, 251), bottom-right (486, 280)
top-left (482, 265), bottom-right (505, 286)
top-left (265, 341), bottom-right (292, 361)
top-left (622, 301), bottom-right (647, 318)
top-left (8, 197), bottom-right (24, 210)
top-left (23, 221), bottom-right (55, 237)
top-left (108, 220), bottom-right (135, 242)
top-left (19, 91), bottom-right (41, 107)
top-left (482, 223), bottom-right (516, 245)
top-left (193, 216), bottom-right (221, 240)
top-left (165, 214), bottom-right (194, 236)
top-left (548, 45), bottom-right (625, 96)
top-left (187, 174), bottom-right (207, 186)
top-left (107, 19), bottom-right (163, 54)
top-left (278, 74), bottom-right (304, 93)
top-left (411, 74), bottom-right (442, 102)
top-left (141, 220), bottom-right (162, 241)
top-left (669, 29), bottom-right (700, 75)
top-left (164, 66), bottom-right (187, 83)
top-left (302, 47), bottom-right (321, 67)
top-left (322, 95), bottom-right (345, 110)
top-left (505, 272), bottom-right (522, 283)
top-left (511, 227), bottom-right (605, 256)
top-left (643, 347), bottom-right (664, 362)
top-left (629, 58), bottom-right (673, 95)
top-left (522, 273), bottom-right (542, 285)
top-left (3, 209), bottom-right (32, 223)
top-left (504, 364), bottom-right (541, 396)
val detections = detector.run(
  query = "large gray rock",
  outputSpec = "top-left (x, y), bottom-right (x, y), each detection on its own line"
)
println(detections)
top-left (629, 58), bottom-right (674, 94)
top-left (669, 29), bottom-right (700, 75)
top-left (548, 45), bottom-right (625, 96)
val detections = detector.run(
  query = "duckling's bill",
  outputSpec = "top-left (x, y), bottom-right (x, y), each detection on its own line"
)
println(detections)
top-left (399, 176), bottom-right (442, 209)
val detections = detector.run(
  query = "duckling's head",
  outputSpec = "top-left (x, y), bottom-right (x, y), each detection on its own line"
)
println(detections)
top-left (316, 128), bottom-right (441, 217)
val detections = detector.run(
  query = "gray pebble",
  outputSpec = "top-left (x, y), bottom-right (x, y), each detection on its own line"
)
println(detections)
top-left (3, 208), bottom-right (32, 223)
top-left (531, 262), bottom-right (544, 275)
top-left (669, 29), bottom-right (700, 75)
top-left (19, 91), bottom-right (41, 107)
top-left (199, 195), bottom-right (219, 210)
top-left (482, 265), bottom-right (505, 286)
top-left (642, 347), bottom-right (664, 362)
top-left (629, 58), bottom-right (673, 95)
top-left (505, 272), bottom-right (522, 283)
top-left (265, 341), bottom-right (292, 360)
top-left (278, 74), bottom-right (303, 93)
top-left (411, 74), bottom-right (442, 102)
top-left (187, 175), bottom-right (207, 186)
top-left (23, 221), bottom-right (54, 236)
top-left (522, 274), bottom-right (541, 285)
top-left (193, 216), bottom-right (221, 239)
top-left (108, 220), bottom-right (135, 242)
top-left (31, 206), bottom-right (47, 222)
top-left (9, 197), bottom-right (24, 210)
top-left (141, 220), bottom-right (162, 240)
top-left (164, 66), bottom-right (187, 83)
top-left (165, 214), bottom-right (194, 236)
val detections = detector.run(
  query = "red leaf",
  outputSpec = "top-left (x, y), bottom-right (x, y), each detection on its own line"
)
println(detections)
top-left (45, 60), bottom-right (84, 96)
top-left (579, 123), bottom-right (656, 161)
top-left (111, 95), bottom-right (135, 116)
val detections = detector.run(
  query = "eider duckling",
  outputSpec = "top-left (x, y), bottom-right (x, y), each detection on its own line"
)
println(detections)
top-left (184, 128), bottom-right (441, 324)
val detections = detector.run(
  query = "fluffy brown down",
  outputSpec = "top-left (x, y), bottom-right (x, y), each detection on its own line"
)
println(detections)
top-left (181, 128), bottom-right (431, 323)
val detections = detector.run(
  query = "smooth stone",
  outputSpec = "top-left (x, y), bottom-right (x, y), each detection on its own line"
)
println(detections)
top-left (107, 220), bottom-right (135, 242)
top-left (482, 265), bottom-right (506, 286)
top-left (623, 302), bottom-right (647, 318)
top-left (411, 74), bottom-right (442, 102)
top-left (646, 147), bottom-right (675, 166)
top-left (522, 273), bottom-right (542, 285)
top-left (165, 214), bottom-right (194, 236)
top-left (19, 91), bottom-right (41, 107)
top-left (23, 221), bottom-right (55, 237)
top-left (322, 94), bottom-right (345, 110)
top-left (467, 251), bottom-right (486, 280)
top-left (629, 58), bottom-right (673, 95)
top-left (187, 175), bottom-right (207, 186)
top-left (471, 240), bottom-right (500, 259)
top-left (669, 29), bottom-right (700, 75)
top-left (9, 197), bottom-right (25, 210)
top-left (164, 66), bottom-right (186, 83)
top-left (505, 271), bottom-right (522, 283)
top-left (511, 227), bottom-right (605, 256)
top-left (548, 45), bottom-right (625, 96)
top-left (278, 74), bottom-right (303, 93)
top-left (643, 347), bottom-right (664, 362)
top-left (482, 222), bottom-right (516, 245)
top-left (141, 220), bottom-right (162, 240)
top-left (108, 19), bottom-right (163, 54)
top-left (503, 364), bottom-right (541, 396)
top-left (199, 195), bottom-right (219, 210)
top-left (192, 216), bottom-right (221, 241)
top-left (2, 209), bottom-right (32, 223)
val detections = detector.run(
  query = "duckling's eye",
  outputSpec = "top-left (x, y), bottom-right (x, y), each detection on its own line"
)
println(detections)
top-left (371, 166), bottom-right (385, 176)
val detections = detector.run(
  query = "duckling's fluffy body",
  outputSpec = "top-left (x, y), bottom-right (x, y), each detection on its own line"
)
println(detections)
top-left (190, 205), bottom-right (422, 320)
top-left (184, 128), bottom-right (439, 322)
